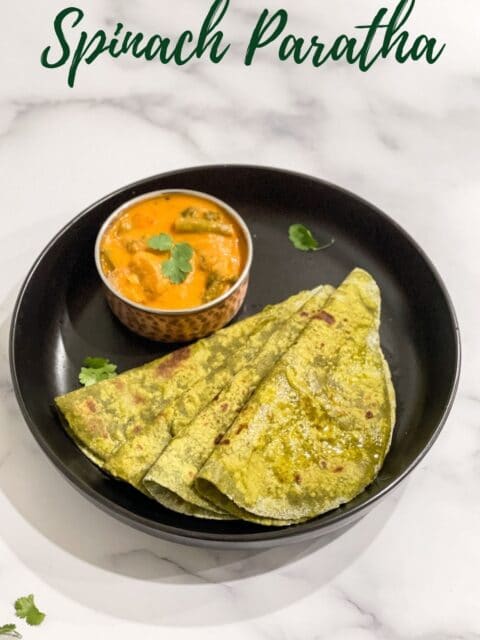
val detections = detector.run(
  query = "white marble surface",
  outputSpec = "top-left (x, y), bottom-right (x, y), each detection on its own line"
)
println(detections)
top-left (1, 1), bottom-right (479, 638)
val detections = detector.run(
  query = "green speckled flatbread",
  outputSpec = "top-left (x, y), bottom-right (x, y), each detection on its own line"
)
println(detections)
top-left (143, 285), bottom-right (334, 518)
top-left (195, 269), bottom-right (396, 525)
top-left (54, 290), bottom-right (311, 465)
top-left (103, 289), bottom-right (321, 489)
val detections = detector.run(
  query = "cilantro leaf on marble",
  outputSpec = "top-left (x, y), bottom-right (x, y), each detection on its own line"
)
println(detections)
top-left (14, 594), bottom-right (46, 626)
top-left (0, 624), bottom-right (21, 638)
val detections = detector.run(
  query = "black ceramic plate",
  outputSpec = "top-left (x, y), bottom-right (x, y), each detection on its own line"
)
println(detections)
top-left (9, 166), bottom-right (460, 549)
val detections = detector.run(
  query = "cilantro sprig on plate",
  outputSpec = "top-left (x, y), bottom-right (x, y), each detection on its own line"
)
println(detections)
top-left (288, 224), bottom-right (334, 252)
top-left (79, 357), bottom-right (118, 387)
top-left (147, 233), bottom-right (194, 285)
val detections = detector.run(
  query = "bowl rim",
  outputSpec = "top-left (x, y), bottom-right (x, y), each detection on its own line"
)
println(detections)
top-left (94, 188), bottom-right (253, 316)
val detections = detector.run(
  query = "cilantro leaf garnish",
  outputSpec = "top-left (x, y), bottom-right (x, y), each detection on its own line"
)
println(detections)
top-left (14, 595), bottom-right (45, 626)
top-left (161, 259), bottom-right (188, 284)
top-left (79, 357), bottom-right (118, 387)
top-left (83, 356), bottom-right (110, 369)
top-left (173, 242), bottom-right (194, 262)
top-left (148, 234), bottom-right (194, 285)
top-left (288, 224), bottom-right (334, 252)
top-left (147, 233), bottom-right (174, 251)
top-left (0, 624), bottom-right (21, 638)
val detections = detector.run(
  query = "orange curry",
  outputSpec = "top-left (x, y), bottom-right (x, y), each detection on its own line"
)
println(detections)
top-left (100, 193), bottom-right (247, 310)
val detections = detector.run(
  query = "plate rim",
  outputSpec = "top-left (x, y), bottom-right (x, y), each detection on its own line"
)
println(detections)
top-left (8, 164), bottom-right (462, 546)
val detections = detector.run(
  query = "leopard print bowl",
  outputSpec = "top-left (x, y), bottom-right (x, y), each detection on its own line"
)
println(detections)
top-left (94, 189), bottom-right (253, 343)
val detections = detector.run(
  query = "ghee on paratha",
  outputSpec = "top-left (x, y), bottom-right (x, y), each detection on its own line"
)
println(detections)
top-left (195, 269), bottom-right (396, 525)
top-left (143, 285), bottom-right (334, 518)
top-left (104, 289), bottom-right (323, 489)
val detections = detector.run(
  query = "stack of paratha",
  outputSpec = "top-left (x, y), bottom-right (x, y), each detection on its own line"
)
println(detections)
top-left (55, 269), bottom-right (396, 526)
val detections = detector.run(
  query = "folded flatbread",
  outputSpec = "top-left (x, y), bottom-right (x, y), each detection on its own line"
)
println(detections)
top-left (143, 285), bottom-right (334, 518)
top-left (104, 289), bottom-right (323, 489)
top-left (55, 290), bottom-right (312, 465)
top-left (195, 269), bottom-right (396, 525)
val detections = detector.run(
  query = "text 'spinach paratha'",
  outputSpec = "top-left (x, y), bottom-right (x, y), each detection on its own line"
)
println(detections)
top-left (195, 269), bottom-right (396, 526)
top-left (104, 288), bottom-right (324, 489)
top-left (143, 285), bottom-right (334, 518)
top-left (55, 290), bottom-right (311, 465)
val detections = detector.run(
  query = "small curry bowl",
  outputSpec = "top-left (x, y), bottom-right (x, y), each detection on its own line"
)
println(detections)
top-left (94, 189), bottom-right (253, 342)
